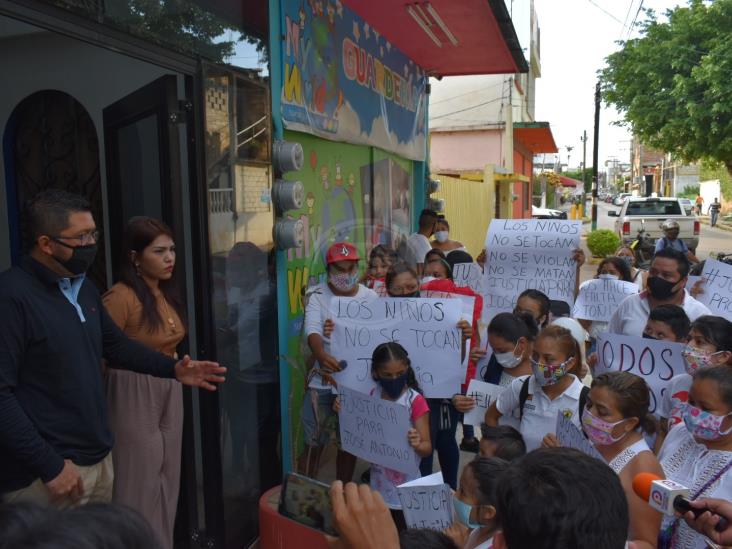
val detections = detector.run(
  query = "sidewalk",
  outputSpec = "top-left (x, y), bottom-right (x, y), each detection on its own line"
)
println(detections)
top-left (698, 214), bottom-right (732, 232)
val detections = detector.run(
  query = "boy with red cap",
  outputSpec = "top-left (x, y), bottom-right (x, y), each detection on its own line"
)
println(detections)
top-left (297, 242), bottom-right (377, 482)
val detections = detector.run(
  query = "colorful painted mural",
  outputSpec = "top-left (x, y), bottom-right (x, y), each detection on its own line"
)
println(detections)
top-left (282, 130), bottom-right (414, 456)
top-left (281, 0), bottom-right (427, 161)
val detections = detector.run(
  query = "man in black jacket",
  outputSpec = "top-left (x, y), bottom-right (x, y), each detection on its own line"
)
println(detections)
top-left (0, 190), bottom-right (225, 507)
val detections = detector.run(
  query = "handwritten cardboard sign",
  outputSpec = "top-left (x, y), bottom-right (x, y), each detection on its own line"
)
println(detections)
top-left (555, 412), bottom-right (604, 462)
top-left (463, 379), bottom-right (506, 426)
top-left (452, 263), bottom-right (486, 295)
top-left (397, 472), bottom-right (454, 530)
top-left (595, 332), bottom-right (686, 414)
top-left (573, 278), bottom-right (639, 322)
top-left (338, 386), bottom-right (420, 476)
top-left (698, 259), bottom-right (732, 322)
top-left (330, 296), bottom-right (464, 397)
top-left (482, 219), bottom-right (581, 321)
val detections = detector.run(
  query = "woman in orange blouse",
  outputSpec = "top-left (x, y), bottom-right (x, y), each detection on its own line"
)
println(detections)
top-left (104, 217), bottom-right (186, 549)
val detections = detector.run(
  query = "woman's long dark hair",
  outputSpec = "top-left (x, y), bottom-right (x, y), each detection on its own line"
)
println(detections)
top-left (117, 217), bottom-right (185, 333)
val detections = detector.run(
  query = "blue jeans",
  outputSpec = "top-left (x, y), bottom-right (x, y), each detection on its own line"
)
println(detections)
top-left (712, 210), bottom-right (719, 227)
top-left (420, 399), bottom-right (460, 489)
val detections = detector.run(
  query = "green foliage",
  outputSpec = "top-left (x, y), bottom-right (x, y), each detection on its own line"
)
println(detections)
top-left (52, 0), bottom-right (243, 61)
top-left (587, 229), bottom-right (621, 258)
top-left (564, 168), bottom-right (594, 193)
top-left (700, 159), bottom-right (732, 200)
top-left (678, 184), bottom-right (700, 199)
top-left (601, 1), bottom-right (732, 175)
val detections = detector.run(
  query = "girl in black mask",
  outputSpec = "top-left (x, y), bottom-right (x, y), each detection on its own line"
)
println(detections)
top-left (368, 342), bottom-right (432, 530)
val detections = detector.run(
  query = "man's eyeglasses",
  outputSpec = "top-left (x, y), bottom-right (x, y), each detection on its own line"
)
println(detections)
top-left (52, 230), bottom-right (100, 245)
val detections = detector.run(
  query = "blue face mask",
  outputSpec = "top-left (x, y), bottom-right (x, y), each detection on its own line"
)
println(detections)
top-left (378, 373), bottom-right (408, 399)
top-left (453, 495), bottom-right (482, 529)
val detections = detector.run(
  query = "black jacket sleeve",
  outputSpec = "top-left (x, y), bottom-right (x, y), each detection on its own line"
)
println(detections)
top-left (0, 295), bottom-right (65, 483)
top-left (101, 307), bottom-right (177, 378)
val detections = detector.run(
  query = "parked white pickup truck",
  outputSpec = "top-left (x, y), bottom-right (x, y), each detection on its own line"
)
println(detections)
top-left (608, 197), bottom-right (700, 252)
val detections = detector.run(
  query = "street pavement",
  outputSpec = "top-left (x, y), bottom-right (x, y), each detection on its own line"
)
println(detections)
top-left (579, 200), bottom-right (732, 283)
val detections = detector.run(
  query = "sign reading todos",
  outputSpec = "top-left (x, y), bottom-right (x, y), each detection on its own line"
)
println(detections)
top-left (595, 332), bottom-right (686, 414)
top-left (482, 219), bottom-right (582, 319)
top-left (330, 296), bottom-right (464, 398)
top-left (338, 386), bottom-right (419, 476)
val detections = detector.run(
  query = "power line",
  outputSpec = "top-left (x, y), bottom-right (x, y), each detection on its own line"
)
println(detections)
top-left (626, 0), bottom-right (645, 40)
top-left (587, 0), bottom-right (624, 25)
top-left (619, 0), bottom-right (636, 41)
top-left (430, 96), bottom-right (507, 121)
top-left (429, 81), bottom-right (506, 105)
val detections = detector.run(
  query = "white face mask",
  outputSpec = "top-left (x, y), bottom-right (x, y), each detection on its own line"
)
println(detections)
top-left (598, 273), bottom-right (619, 280)
top-left (435, 231), bottom-right (449, 243)
top-left (421, 276), bottom-right (437, 285)
top-left (495, 342), bottom-right (523, 369)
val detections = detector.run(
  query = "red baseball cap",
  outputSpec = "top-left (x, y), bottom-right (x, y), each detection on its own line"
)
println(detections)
top-left (326, 242), bottom-right (360, 264)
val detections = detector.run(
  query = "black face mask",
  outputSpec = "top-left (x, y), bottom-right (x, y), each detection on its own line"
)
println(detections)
top-left (52, 240), bottom-right (98, 276)
top-left (378, 374), bottom-right (408, 400)
top-left (642, 333), bottom-right (658, 340)
top-left (646, 276), bottom-right (680, 300)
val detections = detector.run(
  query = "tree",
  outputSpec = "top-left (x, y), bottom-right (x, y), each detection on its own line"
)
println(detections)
top-left (564, 167), bottom-right (594, 193)
top-left (601, 0), bottom-right (732, 175)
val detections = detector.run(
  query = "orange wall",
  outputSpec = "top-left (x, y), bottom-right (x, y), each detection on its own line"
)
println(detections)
top-left (512, 148), bottom-right (533, 219)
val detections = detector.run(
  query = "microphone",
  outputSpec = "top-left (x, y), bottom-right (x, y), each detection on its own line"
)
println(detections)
top-left (633, 473), bottom-right (729, 534)
top-left (632, 473), bottom-right (696, 516)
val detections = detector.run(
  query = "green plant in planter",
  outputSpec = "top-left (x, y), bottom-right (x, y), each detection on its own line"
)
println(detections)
top-left (587, 229), bottom-right (621, 258)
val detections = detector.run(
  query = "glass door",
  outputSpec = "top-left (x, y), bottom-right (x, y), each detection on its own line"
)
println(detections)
top-left (200, 63), bottom-right (281, 548)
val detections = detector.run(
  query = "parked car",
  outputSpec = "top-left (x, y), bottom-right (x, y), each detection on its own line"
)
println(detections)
top-left (608, 197), bottom-right (700, 252)
top-left (679, 198), bottom-right (694, 215)
top-left (612, 192), bottom-right (632, 206)
top-left (531, 205), bottom-right (568, 219)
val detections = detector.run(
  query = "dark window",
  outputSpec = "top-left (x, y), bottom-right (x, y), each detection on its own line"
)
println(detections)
top-left (626, 201), bottom-right (682, 216)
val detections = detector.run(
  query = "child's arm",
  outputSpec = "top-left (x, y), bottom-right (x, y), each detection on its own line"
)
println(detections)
top-left (485, 401), bottom-right (502, 426)
top-left (408, 413), bottom-right (432, 457)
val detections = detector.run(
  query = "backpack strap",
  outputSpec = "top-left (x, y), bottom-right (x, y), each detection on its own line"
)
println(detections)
top-left (518, 377), bottom-right (531, 422)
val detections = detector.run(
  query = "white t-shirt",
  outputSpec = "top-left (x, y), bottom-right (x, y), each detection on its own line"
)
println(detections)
top-left (608, 290), bottom-right (711, 336)
top-left (659, 423), bottom-right (732, 549)
top-left (496, 375), bottom-right (585, 452)
top-left (304, 282), bottom-right (377, 388)
top-left (403, 233), bottom-right (432, 268)
top-left (497, 372), bottom-right (526, 430)
top-left (660, 374), bottom-right (691, 425)
top-left (466, 528), bottom-right (493, 549)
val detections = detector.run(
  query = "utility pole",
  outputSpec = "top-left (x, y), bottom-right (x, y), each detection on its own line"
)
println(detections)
top-left (581, 130), bottom-right (588, 192)
top-left (592, 82), bottom-right (600, 231)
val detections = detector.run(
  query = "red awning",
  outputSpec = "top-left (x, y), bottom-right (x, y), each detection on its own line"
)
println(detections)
top-left (341, 0), bottom-right (528, 77)
top-left (560, 176), bottom-right (583, 188)
top-left (514, 122), bottom-right (558, 154)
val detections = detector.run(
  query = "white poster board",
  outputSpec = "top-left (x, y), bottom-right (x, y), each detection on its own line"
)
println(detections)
top-left (555, 412), bottom-right (604, 461)
top-left (482, 219), bottom-right (581, 320)
top-left (463, 379), bottom-right (506, 427)
top-left (330, 296), bottom-right (464, 397)
top-left (698, 259), bottom-right (732, 322)
top-left (595, 332), bottom-right (686, 414)
top-left (338, 386), bottom-right (420, 476)
top-left (397, 472), bottom-right (454, 530)
top-left (572, 278), bottom-right (639, 322)
top-left (452, 263), bottom-right (486, 295)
